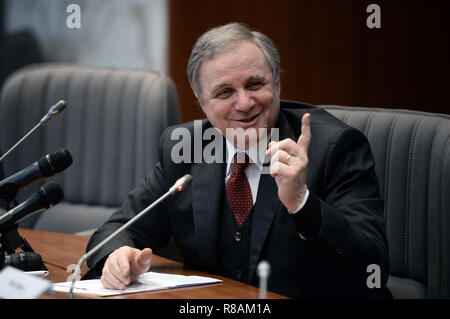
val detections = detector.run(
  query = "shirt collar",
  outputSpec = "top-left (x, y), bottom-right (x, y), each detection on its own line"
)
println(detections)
top-left (225, 134), bottom-right (268, 175)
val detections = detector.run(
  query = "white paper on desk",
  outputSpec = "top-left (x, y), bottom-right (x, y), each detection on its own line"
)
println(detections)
top-left (52, 271), bottom-right (222, 296)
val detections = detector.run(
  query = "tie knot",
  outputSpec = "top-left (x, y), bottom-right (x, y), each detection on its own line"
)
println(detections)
top-left (232, 153), bottom-right (250, 175)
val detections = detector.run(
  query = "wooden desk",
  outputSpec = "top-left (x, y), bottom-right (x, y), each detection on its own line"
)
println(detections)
top-left (18, 229), bottom-right (287, 299)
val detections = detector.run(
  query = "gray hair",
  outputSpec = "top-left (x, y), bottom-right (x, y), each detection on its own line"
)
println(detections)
top-left (187, 23), bottom-right (280, 99)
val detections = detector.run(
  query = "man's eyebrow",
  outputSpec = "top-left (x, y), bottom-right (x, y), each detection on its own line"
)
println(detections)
top-left (210, 75), bottom-right (269, 94)
top-left (246, 75), bottom-right (268, 82)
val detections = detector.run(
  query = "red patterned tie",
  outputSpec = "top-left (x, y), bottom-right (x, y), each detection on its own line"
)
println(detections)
top-left (226, 153), bottom-right (253, 227)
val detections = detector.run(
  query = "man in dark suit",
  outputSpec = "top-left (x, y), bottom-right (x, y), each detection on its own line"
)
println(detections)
top-left (85, 23), bottom-right (391, 298)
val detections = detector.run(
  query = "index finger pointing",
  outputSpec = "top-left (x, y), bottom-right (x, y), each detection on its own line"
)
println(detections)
top-left (297, 113), bottom-right (311, 152)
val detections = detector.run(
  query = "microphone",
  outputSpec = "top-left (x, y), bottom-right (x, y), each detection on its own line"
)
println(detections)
top-left (0, 182), bottom-right (64, 231)
top-left (0, 251), bottom-right (46, 271)
top-left (0, 100), bottom-right (67, 164)
top-left (39, 100), bottom-right (67, 125)
top-left (257, 260), bottom-right (271, 299)
top-left (168, 174), bottom-right (193, 194)
top-left (0, 149), bottom-right (72, 201)
top-left (68, 174), bottom-right (193, 299)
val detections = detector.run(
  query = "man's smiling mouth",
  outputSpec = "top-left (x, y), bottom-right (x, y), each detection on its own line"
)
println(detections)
top-left (234, 110), bottom-right (262, 124)
top-left (241, 114), bottom-right (258, 122)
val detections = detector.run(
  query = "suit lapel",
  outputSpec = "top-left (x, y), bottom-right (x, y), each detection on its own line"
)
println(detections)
top-left (191, 156), bottom-right (225, 273)
top-left (248, 172), bottom-right (282, 281)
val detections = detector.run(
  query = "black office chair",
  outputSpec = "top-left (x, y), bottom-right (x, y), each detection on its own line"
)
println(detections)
top-left (0, 63), bottom-right (180, 235)
top-left (323, 105), bottom-right (450, 299)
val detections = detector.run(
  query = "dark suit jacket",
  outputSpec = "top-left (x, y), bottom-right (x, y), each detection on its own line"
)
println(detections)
top-left (86, 100), bottom-right (391, 299)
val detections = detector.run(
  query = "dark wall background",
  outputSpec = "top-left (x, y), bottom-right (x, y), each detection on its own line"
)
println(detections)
top-left (169, 0), bottom-right (450, 123)
top-left (0, 0), bottom-right (45, 93)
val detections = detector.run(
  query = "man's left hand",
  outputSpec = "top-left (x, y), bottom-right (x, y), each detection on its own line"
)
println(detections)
top-left (266, 113), bottom-right (311, 212)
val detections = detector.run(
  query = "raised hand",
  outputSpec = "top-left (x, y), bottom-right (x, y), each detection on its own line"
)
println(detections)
top-left (266, 113), bottom-right (311, 212)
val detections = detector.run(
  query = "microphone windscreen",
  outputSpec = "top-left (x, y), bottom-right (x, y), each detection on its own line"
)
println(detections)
top-left (50, 149), bottom-right (73, 172)
top-left (181, 174), bottom-right (193, 186)
top-left (5, 252), bottom-right (45, 272)
top-left (38, 149), bottom-right (73, 176)
top-left (52, 100), bottom-right (67, 113)
top-left (40, 182), bottom-right (64, 206)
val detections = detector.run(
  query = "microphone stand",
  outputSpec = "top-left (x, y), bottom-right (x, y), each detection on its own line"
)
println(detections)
top-left (68, 174), bottom-right (192, 299)
top-left (0, 100), bottom-right (66, 164)
top-left (0, 123), bottom-right (41, 164)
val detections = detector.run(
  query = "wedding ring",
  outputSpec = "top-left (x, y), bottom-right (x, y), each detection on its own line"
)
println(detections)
top-left (285, 153), bottom-right (292, 164)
